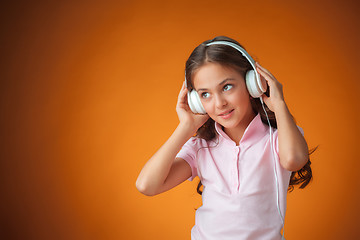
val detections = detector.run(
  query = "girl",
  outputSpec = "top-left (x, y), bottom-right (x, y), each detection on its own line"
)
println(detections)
top-left (136, 36), bottom-right (314, 240)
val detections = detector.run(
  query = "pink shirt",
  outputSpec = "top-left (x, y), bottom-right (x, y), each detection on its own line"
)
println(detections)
top-left (176, 113), bottom-right (304, 240)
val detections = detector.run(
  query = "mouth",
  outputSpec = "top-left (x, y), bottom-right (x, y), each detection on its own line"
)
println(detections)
top-left (218, 109), bottom-right (234, 117)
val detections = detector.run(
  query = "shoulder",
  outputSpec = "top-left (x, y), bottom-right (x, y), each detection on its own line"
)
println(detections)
top-left (184, 136), bottom-right (210, 147)
top-left (182, 136), bottom-right (219, 152)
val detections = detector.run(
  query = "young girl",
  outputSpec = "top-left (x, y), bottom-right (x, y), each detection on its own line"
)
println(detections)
top-left (136, 36), bottom-right (314, 240)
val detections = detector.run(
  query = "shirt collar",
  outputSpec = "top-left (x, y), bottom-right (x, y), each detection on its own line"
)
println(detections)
top-left (214, 113), bottom-right (268, 145)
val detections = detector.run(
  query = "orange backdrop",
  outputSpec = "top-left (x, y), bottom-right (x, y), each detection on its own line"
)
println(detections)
top-left (1, 0), bottom-right (359, 239)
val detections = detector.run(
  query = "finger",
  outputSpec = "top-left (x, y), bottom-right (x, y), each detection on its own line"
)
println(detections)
top-left (260, 95), bottom-right (272, 110)
top-left (178, 85), bottom-right (189, 105)
top-left (256, 66), bottom-right (278, 86)
top-left (261, 94), bottom-right (268, 103)
top-left (256, 67), bottom-right (273, 83)
top-left (255, 63), bottom-right (271, 77)
top-left (178, 88), bottom-right (187, 102)
top-left (178, 81), bottom-right (187, 95)
top-left (255, 62), bottom-right (271, 74)
top-left (255, 62), bottom-right (276, 79)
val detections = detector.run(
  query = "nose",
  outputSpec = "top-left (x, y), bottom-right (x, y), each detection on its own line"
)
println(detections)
top-left (214, 93), bottom-right (227, 109)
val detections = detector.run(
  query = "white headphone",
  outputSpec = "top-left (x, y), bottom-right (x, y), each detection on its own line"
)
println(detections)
top-left (186, 41), bottom-right (268, 114)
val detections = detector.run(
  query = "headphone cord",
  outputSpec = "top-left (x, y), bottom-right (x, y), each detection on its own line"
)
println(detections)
top-left (259, 96), bottom-right (285, 240)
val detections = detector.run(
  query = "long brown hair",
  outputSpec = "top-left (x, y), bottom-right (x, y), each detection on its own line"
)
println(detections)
top-left (185, 36), bottom-right (316, 194)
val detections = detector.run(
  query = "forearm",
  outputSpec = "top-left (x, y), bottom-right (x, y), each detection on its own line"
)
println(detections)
top-left (136, 123), bottom-right (195, 195)
top-left (274, 101), bottom-right (309, 171)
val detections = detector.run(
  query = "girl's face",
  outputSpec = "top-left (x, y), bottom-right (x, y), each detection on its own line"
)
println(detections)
top-left (193, 62), bottom-right (255, 132)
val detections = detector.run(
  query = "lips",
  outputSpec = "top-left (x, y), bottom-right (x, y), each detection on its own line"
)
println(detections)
top-left (219, 109), bottom-right (234, 116)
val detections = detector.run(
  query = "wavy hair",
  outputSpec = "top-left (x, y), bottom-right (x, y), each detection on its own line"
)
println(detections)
top-left (185, 36), bottom-right (317, 194)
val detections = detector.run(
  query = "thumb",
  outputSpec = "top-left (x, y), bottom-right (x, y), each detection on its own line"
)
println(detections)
top-left (260, 94), bottom-right (275, 112)
top-left (260, 94), bottom-right (269, 105)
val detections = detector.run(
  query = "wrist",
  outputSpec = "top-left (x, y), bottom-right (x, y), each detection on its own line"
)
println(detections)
top-left (177, 122), bottom-right (197, 137)
top-left (273, 100), bottom-right (288, 114)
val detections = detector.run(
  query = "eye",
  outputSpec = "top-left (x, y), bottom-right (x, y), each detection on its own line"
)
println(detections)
top-left (223, 84), bottom-right (233, 91)
top-left (201, 92), bottom-right (210, 99)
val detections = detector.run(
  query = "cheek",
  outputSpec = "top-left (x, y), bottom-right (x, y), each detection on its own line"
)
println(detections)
top-left (232, 91), bottom-right (251, 107)
top-left (201, 101), bottom-right (213, 114)
top-left (200, 100), bottom-right (218, 118)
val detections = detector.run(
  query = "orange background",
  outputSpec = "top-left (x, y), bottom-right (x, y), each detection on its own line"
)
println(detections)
top-left (1, 0), bottom-right (359, 239)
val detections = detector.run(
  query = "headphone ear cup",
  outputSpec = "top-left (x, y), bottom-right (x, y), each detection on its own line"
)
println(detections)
top-left (246, 70), bottom-right (263, 98)
top-left (188, 90), bottom-right (206, 114)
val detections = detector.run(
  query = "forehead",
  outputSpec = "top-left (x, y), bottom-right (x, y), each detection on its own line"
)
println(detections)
top-left (192, 62), bottom-right (244, 89)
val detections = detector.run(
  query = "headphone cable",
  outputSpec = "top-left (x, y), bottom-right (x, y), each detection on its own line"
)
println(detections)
top-left (259, 96), bottom-right (285, 240)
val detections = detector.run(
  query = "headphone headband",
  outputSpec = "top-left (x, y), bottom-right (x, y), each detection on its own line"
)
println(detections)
top-left (205, 41), bottom-right (266, 93)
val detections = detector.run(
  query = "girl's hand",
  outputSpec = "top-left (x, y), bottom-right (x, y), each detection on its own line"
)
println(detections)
top-left (255, 62), bottom-right (285, 112)
top-left (176, 82), bottom-right (209, 133)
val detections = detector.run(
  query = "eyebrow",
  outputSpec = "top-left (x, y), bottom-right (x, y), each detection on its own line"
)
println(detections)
top-left (196, 78), bottom-right (236, 92)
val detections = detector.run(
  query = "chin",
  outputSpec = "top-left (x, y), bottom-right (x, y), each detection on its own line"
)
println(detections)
top-left (221, 121), bottom-right (240, 130)
top-left (214, 118), bottom-right (239, 129)
top-left (215, 113), bottom-right (248, 130)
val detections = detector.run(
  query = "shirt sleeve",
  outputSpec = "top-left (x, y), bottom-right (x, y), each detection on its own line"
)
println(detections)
top-left (273, 125), bottom-right (305, 157)
top-left (175, 137), bottom-right (198, 181)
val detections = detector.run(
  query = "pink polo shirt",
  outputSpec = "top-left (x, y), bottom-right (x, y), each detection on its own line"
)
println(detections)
top-left (176, 113), bottom-right (304, 240)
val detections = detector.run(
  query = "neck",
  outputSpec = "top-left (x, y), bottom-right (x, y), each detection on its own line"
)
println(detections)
top-left (224, 111), bottom-right (256, 145)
